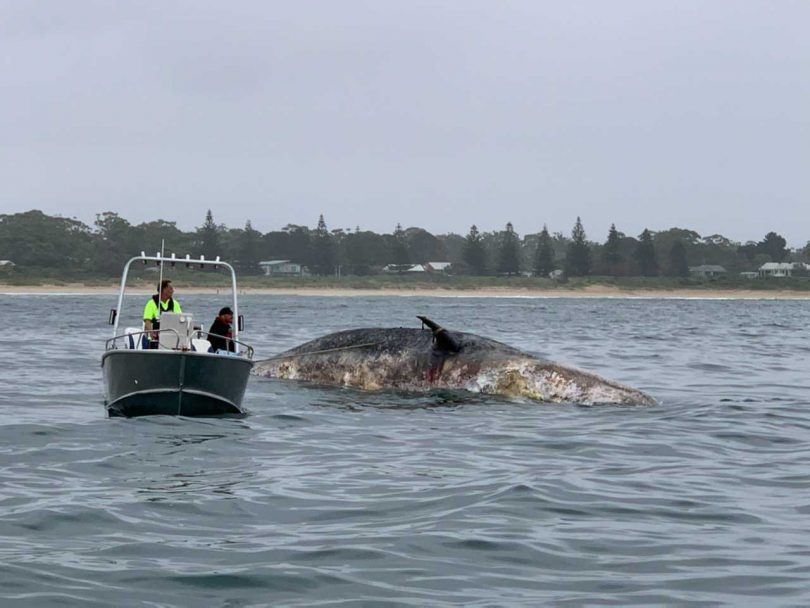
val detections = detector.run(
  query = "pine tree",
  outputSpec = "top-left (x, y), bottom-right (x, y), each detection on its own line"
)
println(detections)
top-left (391, 223), bottom-right (410, 270)
top-left (533, 225), bottom-right (555, 277)
top-left (311, 214), bottom-right (336, 275)
top-left (634, 229), bottom-right (659, 276)
top-left (197, 209), bottom-right (221, 260)
top-left (565, 217), bottom-right (591, 277)
top-left (602, 223), bottom-right (624, 276)
top-left (463, 224), bottom-right (487, 275)
top-left (497, 222), bottom-right (521, 276)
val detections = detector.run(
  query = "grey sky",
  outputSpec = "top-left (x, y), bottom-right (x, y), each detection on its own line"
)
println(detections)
top-left (1, 1), bottom-right (808, 245)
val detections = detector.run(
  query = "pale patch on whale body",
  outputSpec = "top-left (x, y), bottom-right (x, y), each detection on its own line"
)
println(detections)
top-left (252, 317), bottom-right (655, 406)
top-left (448, 359), bottom-right (646, 405)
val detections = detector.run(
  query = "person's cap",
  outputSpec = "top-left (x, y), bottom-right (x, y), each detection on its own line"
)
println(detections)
top-left (219, 306), bottom-right (233, 316)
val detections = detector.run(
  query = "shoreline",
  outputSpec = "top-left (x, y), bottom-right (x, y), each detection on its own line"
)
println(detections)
top-left (1, 284), bottom-right (809, 299)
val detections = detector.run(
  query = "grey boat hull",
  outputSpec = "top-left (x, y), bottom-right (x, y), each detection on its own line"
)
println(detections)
top-left (102, 350), bottom-right (253, 417)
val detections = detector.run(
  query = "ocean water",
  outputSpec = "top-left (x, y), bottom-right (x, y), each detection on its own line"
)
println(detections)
top-left (1, 293), bottom-right (809, 607)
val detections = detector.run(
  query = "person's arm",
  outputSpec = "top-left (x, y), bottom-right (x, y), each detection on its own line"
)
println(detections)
top-left (143, 300), bottom-right (157, 339)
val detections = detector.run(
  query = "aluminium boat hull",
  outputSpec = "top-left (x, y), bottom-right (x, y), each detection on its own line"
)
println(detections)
top-left (102, 350), bottom-right (253, 417)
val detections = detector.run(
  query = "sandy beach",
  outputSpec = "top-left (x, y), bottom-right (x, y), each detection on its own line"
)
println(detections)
top-left (2, 283), bottom-right (809, 299)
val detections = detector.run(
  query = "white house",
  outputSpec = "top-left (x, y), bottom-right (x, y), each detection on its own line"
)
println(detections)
top-left (258, 260), bottom-right (307, 277)
top-left (383, 263), bottom-right (426, 273)
top-left (758, 262), bottom-right (799, 277)
top-left (424, 262), bottom-right (452, 273)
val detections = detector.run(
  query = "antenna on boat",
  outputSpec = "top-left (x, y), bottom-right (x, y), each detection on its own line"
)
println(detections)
top-left (157, 239), bottom-right (165, 307)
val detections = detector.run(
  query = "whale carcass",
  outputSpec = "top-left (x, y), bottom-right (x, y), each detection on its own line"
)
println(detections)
top-left (252, 316), bottom-right (655, 405)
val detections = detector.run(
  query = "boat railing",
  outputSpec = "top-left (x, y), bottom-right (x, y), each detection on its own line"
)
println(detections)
top-left (193, 330), bottom-right (255, 359)
top-left (106, 328), bottom-right (182, 351)
top-left (105, 328), bottom-right (254, 359)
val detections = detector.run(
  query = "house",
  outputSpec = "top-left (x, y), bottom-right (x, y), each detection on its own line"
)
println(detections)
top-left (383, 263), bottom-right (425, 273)
top-left (258, 260), bottom-right (308, 277)
top-left (758, 262), bottom-right (796, 278)
top-left (0, 260), bottom-right (14, 270)
top-left (739, 271), bottom-right (759, 279)
top-left (758, 262), bottom-right (810, 277)
top-left (424, 262), bottom-right (452, 273)
top-left (689, 265), bottom-right (726, 278)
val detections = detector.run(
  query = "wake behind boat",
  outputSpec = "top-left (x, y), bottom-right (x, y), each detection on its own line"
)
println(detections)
top-left (101, 253), bottom-right (254, 417)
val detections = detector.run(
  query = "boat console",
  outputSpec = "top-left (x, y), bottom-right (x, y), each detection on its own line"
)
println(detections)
top-left (158, 312), bottom-right (193, 350)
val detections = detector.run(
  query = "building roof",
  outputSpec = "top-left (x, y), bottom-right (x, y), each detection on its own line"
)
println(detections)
top-left (259, 260), bottom-right (292, 265)
top-left (759, 262), bottom-right (794, 270)
top-left (689, 265), bottom-right (726, 272)
top-left (426, 262), bottom-right (452, 270)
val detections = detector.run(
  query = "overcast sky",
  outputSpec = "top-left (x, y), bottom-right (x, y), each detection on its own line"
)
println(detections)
top-left (1, 1), bottom-right (807, 245)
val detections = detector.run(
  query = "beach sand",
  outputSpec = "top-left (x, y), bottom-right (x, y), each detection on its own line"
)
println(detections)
top-left (2, 283), bottom-right (809, 299)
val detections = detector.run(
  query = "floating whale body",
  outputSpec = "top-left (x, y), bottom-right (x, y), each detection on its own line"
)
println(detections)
top-left (252, 316), bottom-right (655, 405)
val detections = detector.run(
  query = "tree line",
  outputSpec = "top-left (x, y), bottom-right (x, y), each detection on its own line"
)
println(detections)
top-left (0, 209), bottom-right (807, 278)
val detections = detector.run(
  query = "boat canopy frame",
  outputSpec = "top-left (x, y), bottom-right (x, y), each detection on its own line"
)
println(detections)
top-left (109, 253), bottom-right (241, 344)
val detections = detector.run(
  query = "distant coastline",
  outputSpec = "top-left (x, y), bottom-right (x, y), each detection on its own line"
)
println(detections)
top-left (2, 282), bottom-right (809, 299)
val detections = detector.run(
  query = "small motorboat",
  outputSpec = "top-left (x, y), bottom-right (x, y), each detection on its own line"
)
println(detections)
top-left (101, 253), bottom-right (254, 417)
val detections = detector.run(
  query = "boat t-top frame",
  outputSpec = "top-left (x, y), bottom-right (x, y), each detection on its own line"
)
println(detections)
top-left (109, 252), bottom-right (241, 343)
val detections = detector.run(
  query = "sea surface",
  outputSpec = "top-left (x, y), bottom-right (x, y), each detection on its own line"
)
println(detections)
top-left (1, 293), bottom-right (809, 607)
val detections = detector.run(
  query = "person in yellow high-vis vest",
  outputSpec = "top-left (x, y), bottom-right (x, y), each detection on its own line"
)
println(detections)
top-left (143, 279), bottom-right (182, 348)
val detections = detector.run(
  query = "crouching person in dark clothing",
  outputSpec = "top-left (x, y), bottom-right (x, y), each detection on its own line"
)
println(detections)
top-left (208, 307), bottom-right (236, 353)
